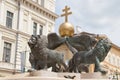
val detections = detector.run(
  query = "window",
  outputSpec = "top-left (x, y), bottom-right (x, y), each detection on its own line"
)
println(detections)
top-left (33, 22), bottom-right (37, 35)
top-left (108, 55), bottom-right (111, 63)
top-left (117, 58), bottom-right (119, 67)
top-left (3, 42), bottom-right (11, 63)
top-left (48, 25), bottom-right (52, 33)
top-left (39, 25), bottom-right (43, 35)
top-left (6, 11), bottom-right (13, 28)
top-left (112, 56), bottom-right (115, 65)
top-left (33, 0), bottom-right (38, 2)
top-left (41, 0), bottom-right (44, 7)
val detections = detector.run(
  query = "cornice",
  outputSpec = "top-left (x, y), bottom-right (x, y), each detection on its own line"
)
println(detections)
top-left (5, 0), bottom-right (18, 8)
top-left (112, 43), bottom-right (120, 50)
top-left (18, 31), bottom-right (31, 38)
top-left (0, 24), bottom-right (17, 35)
top-left (0, 24), bottom-right (31, 38)
top-left (103, 61), bottom-right (120, 70)
top-left (15, 0), bottom-right (59, 21)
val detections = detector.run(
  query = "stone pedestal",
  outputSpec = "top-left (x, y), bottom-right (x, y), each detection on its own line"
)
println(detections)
top-left (29, 70), bottom-right (57, 77)
top-left (81, 72), bottom-right (108, 79)
top-left (0, 70), bottom-right (109, 80)
top-left (1, 70), bottom-right (80, 80)
top-left (58, 72), bottom-right (80, 79)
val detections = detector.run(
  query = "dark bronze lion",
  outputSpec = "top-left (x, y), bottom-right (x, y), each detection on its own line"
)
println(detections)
top-left (28, 32), bottom-right (111, 74)
top-left (68, 38), bottom-right (111, 74)
top-left (28, 35), bottom-right (67, 72)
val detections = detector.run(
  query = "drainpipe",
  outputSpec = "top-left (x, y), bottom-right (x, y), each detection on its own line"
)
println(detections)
top-left (13, 0), bottom-right (20, 74)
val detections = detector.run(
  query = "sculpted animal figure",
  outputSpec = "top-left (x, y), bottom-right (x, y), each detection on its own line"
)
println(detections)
top-left (48, 33), bottom-right (97, 53)
top-left (28, 33), bottom-right (105, 73)
top-left (28, 35), bottom-right (67, 72)
top-left (65, 34), bottom-right (97, 55)
top-left (68, 38), bottom-right (111, 74)
top-left (68, 34), bottom-right (97, 51)
top-left (28, 35), bottom-right (48, 70)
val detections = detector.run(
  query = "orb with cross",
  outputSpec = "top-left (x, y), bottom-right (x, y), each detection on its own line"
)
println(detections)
top-left (59, 6), bottom-right (74, 37)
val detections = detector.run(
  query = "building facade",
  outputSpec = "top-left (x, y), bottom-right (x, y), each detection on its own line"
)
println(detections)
top-left (0, 0), bottom-right (58, 76)
top-left (101, 43), bottom-right (120, 78)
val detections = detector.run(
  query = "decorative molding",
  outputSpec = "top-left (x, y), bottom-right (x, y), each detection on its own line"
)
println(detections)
top-left (15, 0), bottom-right (58, 21)
top-left (0, 65), bottom-right (20, 73)
top-left (31, 17), bottom-right (46, 25)
top-left (103, 61), bottom-right (120, 69)
top-left (18, 31), bottom-right (31, 38)
top-left (0, 24), bottom-right (31, 38)
top-left (0, 24), bottom-right (17, 35)
top-left (112, 43), bottom-right (120, 50)
top-left (5, 0), bottom-right (18, 8)
top-left (2, 36), bottom-right (15, 43)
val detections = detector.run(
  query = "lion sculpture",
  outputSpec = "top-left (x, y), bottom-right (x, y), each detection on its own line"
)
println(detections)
top-left (28, 33), bottom-right (111, 73)
top-left (28, 35), bottom-right (67, 72)
top-left (68, 38), bottom-right (111, 74)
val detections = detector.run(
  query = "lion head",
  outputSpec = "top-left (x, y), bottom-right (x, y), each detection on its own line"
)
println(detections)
top-left (28, 35), bottom-right (38, 49)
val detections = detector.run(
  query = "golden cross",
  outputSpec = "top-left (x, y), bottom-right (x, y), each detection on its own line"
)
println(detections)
top-left (61, 6), bottom-right (72, 22)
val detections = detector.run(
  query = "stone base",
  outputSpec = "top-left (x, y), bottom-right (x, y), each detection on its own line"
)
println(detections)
top-left (81, 72), bottom-right (108, 79)
top-left (58, 72), bottom-right (80, 79)
top-left (29, 70), bottom-right (57, 77)
top-left (0, 70), bottom-right (109, 80)
top-left (1, 70), bottom-right (79, 80)
top-left (29, 70), bottom-right (80, 79)
top-left (1, 77), bottom-right (71, 80)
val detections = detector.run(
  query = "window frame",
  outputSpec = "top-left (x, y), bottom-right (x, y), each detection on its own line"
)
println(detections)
top-left (6, 11), bottom-right (14, 29)
top-left (41, 0), bottom-right (44, 7)
top-left (3, 42), bottom-right (12, 63)
top-left (39, 25), bottom-right (43, 35)
top-left (33, 22), bottom-right (37, 35)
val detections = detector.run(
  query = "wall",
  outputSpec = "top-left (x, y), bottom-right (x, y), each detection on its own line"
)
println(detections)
top-left (0, 0), bottom-right (58, 76)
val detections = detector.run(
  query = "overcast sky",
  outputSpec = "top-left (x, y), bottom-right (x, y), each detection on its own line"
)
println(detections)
top-left (55, 0), bottom-right (120, 46)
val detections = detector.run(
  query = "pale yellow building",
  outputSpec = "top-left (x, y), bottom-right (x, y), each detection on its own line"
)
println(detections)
top-left (102, 43), bottom-right (120, 76)
top-left (0, 0), bottom-right (58, 76)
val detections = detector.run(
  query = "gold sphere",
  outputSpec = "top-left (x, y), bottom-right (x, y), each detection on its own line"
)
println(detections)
top-left (59, 22), bottom-right (74, 37)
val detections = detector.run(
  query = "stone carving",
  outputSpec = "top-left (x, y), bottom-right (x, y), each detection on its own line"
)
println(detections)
top-left (64, 75), bottom-right (76, 79)
top-left (28, 35), bottom-right (48, 69)
top-left (28, 35), bottom-right (67, 72)
top-left (68, 38), bottom-right (111, 74)
top-left (48, 33), bottom-right (97, 53)
top-left (65, 34), bottom-right (97, 54)
top-left (28, 33), bottom-right (111, 74)
top-left (47, 33), bottom-right (66, 49)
